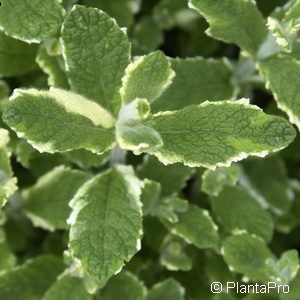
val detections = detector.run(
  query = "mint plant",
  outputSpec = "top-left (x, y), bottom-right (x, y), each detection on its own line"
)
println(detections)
top-left (1, 0), bottom-right (300, 299)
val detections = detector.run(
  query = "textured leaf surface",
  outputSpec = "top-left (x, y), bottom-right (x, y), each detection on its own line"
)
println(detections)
top-left (189, 0), bottom-right (268, 56)
top-left (147, 278), bottom-right (185, 300)
top-left (259, 54), bottom-right (300, 131)
top-left (144, 100), bottom-right (296, 168)
top-left (36, 47), bottom-right (69, 89)
top-left (201, 166), bottom-right (238, 196)
top-left (68, 166), bottom-right (143, 282)
top-left (268, 0), bottom-right (300, 51)
top-left (137, 155), bottom-right (194, 196)
top-left (222, 232), bottom-right (273, 281)
top-left (240, 155), bottom-right (293, 215)
top-left (61, 5), bottom-right (131, 113)
top-left (165, 204), bottom-right (219, 249)
top-left (0, 0), bottom-right (64, 43)
top-left (0, 31), bottom-right (38, 77)
top-left (42, 272), bottom-right (92, 300)
top-left (3, 88), bottom-right (115, 154)
top-left (211, 186), bottom-right (274, 242)
top-left (265, 250), bottom-right (300, 284)
top-left (23, 166), bottom-right (90, 230)
top-left (120, 51), bottom-right (175, 104)
top-left (152, 57), bottom-right (235, 112)
top-left (0, 129), bottom-right (17, 209)
top-left (0, 256), bottom-right (64, 300)
top-left (96, 271), bottom-right (146, 300)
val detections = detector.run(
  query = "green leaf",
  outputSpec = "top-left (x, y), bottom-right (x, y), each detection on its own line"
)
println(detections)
top-left (81, 0), bottom-right (139, 28)
top-left (258, 54), bottom-right (300, 131)
top-left (117, 120), bottom-right (163, 153)
top-left (0, 0), bottom-right (64, 43)
top-left (222, 232), bottom-right (273, 281)
top-left (164, 204), bottom-right (219, 249)
top-left (117, 98), bottom-right (163, 152)
top-left (120, 51), bottom-right (175, 104)
top-left (0, 129), bottom-right (17, 209)
top-left (3, 88), bottom-right (116, 154)
top-left (23, 166), bottom-right (91, 231)
top-left (211, 186), bottom-right (274, 242)
top-left (0, 255), bottom-right (65, 300)
top-left (140, 179), bottom-right (161, 216)
top-left (265, 250), bottom-right (300, 284)
top-left (61, 5), bottom-right (131, 113)
top-left (240, 155), bottom-right (293, 215)
top-left (42, 272), bottom-right (92, 300)
top-left (188, 0), bottom-right (268, 56)
top-left (152, 57), bottom-right (236, 112)
top-left (68, 166), bottom-right (143, 282)
top-left (0, 31), bottom-right (38, 77)
top-left (64, 149), bottom-right (109, 169)
top-left (137, 155), bottom-right (194, 196)
top-left (268, 0), bottom-right (300, 52)
top-left (96, 271), bottom-right (146, 300)
top-left (156, 197), bottom-right (189, 223)
top-left (0, 230), bottom-right (16, 271)
top-left (143, 100), bottom-right (296, 168)
top-left (201, 166), bottom-right (238, 196)
top-left (160, 235), bottom-right (192, 271)
top-left (36, 47), bottom-right (69, 89)
top-left (131, 16), bottom-right (163, 55)
top-left (147, 278), bottom-right (185, 300)
top-left (0, 80), bottom-right (9, 101)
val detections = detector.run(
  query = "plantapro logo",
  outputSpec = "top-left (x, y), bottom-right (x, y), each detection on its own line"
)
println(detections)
top-left (211, 282), bottom-right (290, 294)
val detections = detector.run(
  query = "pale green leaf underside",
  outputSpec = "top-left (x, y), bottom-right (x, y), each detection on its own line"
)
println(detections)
top-left (68, 166), bottom-right (143, 282)
top-left (0, 31), bottom-right (38, 77)
top-left (165, 204), bottom-right (219, 249)
top-left (36, 47), bottom-right (69, 89)
top-left (61, 5), bottom-right (131, 113)
top-left (0, 0), bottom-right (64, 43)
top-left (152, 57), bottom-right (235, 112)
top-left (144, 100), bottom-right (296, 169)
top-left (148, 278), bottom-right (185, 300)
top-left (258, 54), bottom-right (300, 131)
top-left (0, 256), bottom-right (64, 300)
top-left (201, 166), bottom-right (238, 196)
top-left (212, 186), bottom-right (274, 242)
top-left (3, 88), bottom-right (116, 154)
top-left (42, 272), bottom-right (92, 300)
top-left (189, 0), bottom-right (268, 56)
top-left (222, 232), bottom-right (273, 281)
top-left (96, 271), bottom-right (146, 300)
top-left (23, 166), bottom-right (91, 231)
top-left (120, 51), bottom-right (175, 104)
